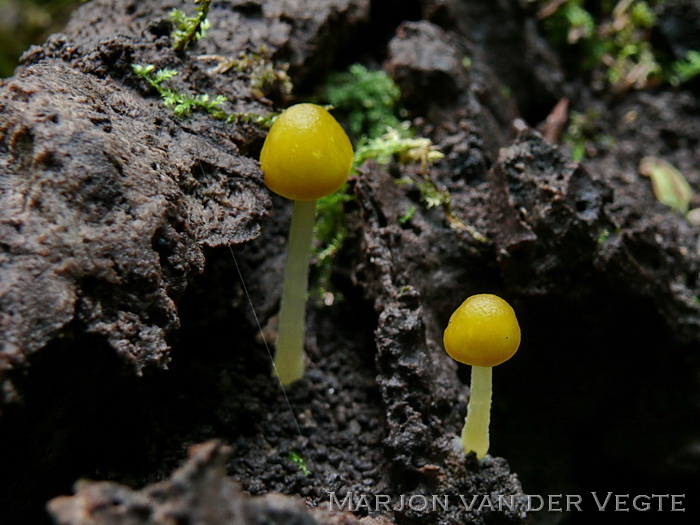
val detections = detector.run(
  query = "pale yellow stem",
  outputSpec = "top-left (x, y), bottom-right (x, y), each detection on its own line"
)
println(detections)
top-left (273, 199), bottom-right (316, 386)
top-left (461, 365), bottom-right (492, 458)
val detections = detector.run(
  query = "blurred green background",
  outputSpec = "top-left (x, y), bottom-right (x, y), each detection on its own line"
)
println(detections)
top-left (0, 0), bottom-right (82, 77)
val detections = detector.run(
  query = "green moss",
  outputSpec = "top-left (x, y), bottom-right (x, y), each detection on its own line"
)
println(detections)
top-left (131, 64), bottom-right (274, 126)
top-left (324, 63), bottom-right (402, 139)
top-left (398, 206), bottom-right (416, 225)
top-left (312, 185), bottom-right (354, 301)
top-left (309, 64), bottom-right (406, 300)
top-left (670, 51), bottom-right (700, 86)
top-left (310, 62), bottom-right (486, 301)
top-left (288, 450), bottom-right (311, 476)
top-left (563, 106), bottom-right (619, 162)
top-left (537, 0), bottom-right (666, 91)
top-left (170, 0), bottom-right (211, 51)
top-left (354, 125), bottom-right (484, 240)
top-left (596, 228), bottom-right (611, 244)
top-left (352, 124), bottom-right (444, 169)
top-left (563, 109), bottom-right (608, 161)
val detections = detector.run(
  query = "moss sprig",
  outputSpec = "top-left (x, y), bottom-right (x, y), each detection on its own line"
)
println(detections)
top-left (670, 51), bottom-right (700, 87)
top-left (312, 186), bottom-right (354, 302)
top-left (355, 125), bottom-right (486, 241)
top-left (288, 450), bottom-right (311, 476)
top-left (562, 108), bottom-right (615, 161)
top-left (132, 64), bottom-right (274, 126)
top-left (170, 0), bottom-right (211, 51)
top-left (352, 124), bottom-right (444, 169)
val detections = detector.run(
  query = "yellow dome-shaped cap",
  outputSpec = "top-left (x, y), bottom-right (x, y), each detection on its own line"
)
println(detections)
top-left (260, 103), bottom-right (354, 201)
top-left (443, 294), bottom-right (521, 367)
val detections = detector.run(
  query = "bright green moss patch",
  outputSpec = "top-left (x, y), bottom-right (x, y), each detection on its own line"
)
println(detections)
top-left (324, 63), bottom-right (402, 139)
top-left (670, 50), bottom-right (700, 86)
top-left (352, 124), bottom-right (444, 169)
top-left (170, 0), bottom-right (211, 51)
top-left (311, 62), bottom-right (485, 287)
top-left (288, 450), bottom-right (311, 476)
top-left (132, 64), bottom-right (274, 126)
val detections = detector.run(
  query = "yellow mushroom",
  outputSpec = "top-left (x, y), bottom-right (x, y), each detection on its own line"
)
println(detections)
top-left (443, 294), bottom-right (521, 458)
top-left (260, 103), bottom-right (353, 385)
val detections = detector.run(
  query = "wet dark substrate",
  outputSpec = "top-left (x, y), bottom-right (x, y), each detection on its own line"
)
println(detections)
top-left (1, 1), bottom-right (699, 524)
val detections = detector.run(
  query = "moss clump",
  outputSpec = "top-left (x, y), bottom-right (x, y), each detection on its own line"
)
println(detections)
top-left (313, 63), bottom-right (485, 293)
top-left (324, 63), bottom-right (402, 139)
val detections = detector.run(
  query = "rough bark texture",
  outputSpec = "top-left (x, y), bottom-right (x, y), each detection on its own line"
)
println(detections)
top-left (49, 441), bottom-right (375, 525)
top-left (0, 0), bottom-right (375, 401)
top-left (1, 0), bottom-right (699, 524)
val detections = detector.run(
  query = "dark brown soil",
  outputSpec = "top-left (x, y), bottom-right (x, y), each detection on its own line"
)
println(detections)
top-left (1, 1), bottom-right (699, 524)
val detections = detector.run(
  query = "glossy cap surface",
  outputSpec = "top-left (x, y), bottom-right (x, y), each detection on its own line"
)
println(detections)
top-left (443, 294), bottom-right (521, 367)
top-left (260, 104), bottom-right (353, 201)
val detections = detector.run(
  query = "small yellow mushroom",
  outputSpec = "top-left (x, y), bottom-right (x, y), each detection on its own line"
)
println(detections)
top-left (443, 294), bottom-right (521, 458)
top-left (260, 104), bottom-right (353, 385)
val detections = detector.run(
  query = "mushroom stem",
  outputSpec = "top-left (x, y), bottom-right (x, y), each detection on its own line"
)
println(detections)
top-left (273, 199), bottom-right (317, 385)
top-left (461, 365), bottom-right (492, 458)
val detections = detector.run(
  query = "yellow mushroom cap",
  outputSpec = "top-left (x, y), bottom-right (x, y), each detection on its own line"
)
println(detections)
top-left (260, 103), bottom-right (354, 201)
top-left (443, 294), bottom-right (521, 367)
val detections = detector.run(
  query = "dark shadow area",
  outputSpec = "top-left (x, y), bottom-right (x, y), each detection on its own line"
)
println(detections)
top-left (294, 0), bottom-right (424, 97)
top-left (0, 330), bottom-right (158, 525)
top-left (495, 288), bottom-right (700, 524)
